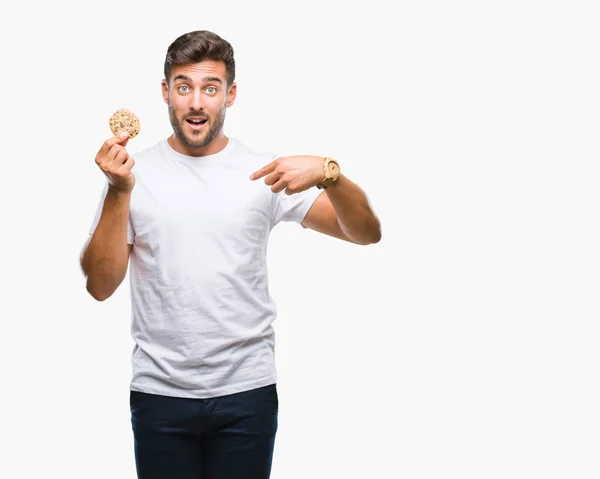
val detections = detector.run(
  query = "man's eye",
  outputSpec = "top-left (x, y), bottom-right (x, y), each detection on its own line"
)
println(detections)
top-left (206, 87), bottom-right (217, 94)
top-left (178, 85), bottom-right (189, 93)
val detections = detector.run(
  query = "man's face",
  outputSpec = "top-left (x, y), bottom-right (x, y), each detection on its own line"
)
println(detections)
top-left (162, 60), bottom-right (236, 150)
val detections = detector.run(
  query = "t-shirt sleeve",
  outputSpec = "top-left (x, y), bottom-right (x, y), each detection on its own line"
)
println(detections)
top-left (271, 186), bottom-right (324, 228)
top-left (89, 180), bottom-right (135, 245)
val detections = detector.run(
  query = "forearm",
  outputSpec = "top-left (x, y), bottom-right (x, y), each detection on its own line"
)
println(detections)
top-left (325, 175), bottom-right (382, 244)
top-left (81, 186), bottom-right (132, 301)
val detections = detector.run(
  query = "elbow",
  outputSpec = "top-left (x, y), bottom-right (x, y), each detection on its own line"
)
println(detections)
top-left (371, 230), bottom-right (382, 244)
top-left (353, 231), bottom-right (381, 246)
top-left (364, 231), bottom-right (382, 245)
top-left (87, 285), bottom-right (111, 302)
top-left (362, 223), bottom-right (382, 245)
top-left (90, 291), bottom-right (111, 302)
top-left (86, 279), bottom-right (114, 302)
top-left (347, 217), bottom-right (382, 245)
top-left (372, 218), bottom-right (382, 243)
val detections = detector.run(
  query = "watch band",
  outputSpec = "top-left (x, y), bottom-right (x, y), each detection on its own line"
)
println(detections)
top-left (317, 177), bottom-right (335, 189)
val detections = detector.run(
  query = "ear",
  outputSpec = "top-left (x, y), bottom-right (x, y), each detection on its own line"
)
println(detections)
top-left (226, 82), bottom-right (237, 108)
top-left (161, 79), bottom-right (169, 105)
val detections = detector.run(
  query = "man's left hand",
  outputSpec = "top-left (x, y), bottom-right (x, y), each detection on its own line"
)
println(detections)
top-left (250, 156), bottom-right (325, 195)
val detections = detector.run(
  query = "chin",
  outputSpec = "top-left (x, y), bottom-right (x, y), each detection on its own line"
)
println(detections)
top-left (184, 135), bottom-right (210, 149)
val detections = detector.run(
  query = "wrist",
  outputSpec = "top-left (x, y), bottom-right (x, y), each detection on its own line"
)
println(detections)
top-left (316, 157), bottom-right (341, 189)
top-left (107, 184), bottom-right (133, 199)
top-left (325, 173), bottom-right (343, 191)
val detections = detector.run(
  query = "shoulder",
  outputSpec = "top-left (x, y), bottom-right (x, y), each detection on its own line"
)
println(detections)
top-left (230, 138), bottom-right (276, 162)
top-left (230, 139), bottom-right (279, 179)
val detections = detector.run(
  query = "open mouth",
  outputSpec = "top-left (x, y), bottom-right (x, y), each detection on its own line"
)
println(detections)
top-left (186, 118), bottom-right (208, 127)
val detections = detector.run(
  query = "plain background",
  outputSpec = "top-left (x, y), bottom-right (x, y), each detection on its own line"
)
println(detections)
top-left (1, 0), bottom-right (599, 477)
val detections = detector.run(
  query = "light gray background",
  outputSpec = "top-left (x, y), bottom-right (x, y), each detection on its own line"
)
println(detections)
top-left (1, 0), bottom-right (598, 478)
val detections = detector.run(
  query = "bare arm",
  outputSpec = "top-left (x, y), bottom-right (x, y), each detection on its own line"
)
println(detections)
top-left (304, 175), bottom-right (381, 245)
top-left (81, 132), bottom-right (136, 301)
top-left (250, 156), bottom-right (381, 245)
top-left (81, 187), bottom-right (133, 301)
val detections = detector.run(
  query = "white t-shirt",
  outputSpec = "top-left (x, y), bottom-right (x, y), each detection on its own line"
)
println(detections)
top-left (89, 137), bottom-right (323, 398)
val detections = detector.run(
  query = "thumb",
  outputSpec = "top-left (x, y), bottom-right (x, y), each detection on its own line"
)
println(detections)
top-left (117, 130), bottom-right (130, 146)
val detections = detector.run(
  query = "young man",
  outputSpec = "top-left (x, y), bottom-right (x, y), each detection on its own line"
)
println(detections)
top-left (81, 30), bottom-right (381, 479)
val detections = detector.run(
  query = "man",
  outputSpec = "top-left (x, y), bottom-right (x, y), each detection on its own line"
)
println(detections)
top-left (80, 30), bottom-right (381, 479)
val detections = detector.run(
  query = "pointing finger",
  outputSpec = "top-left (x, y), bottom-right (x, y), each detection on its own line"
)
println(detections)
top-left (250, 159), bottom-right (277, 180)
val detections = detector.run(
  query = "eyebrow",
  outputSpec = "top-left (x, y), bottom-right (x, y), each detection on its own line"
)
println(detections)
top-left (172, 74), bottom-right (223, 84)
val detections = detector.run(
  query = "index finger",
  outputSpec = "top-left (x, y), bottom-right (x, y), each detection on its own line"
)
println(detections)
top-left (98, 132), bottom-right (130, 157)
top-left (250, 159), bottom-right (277, 180)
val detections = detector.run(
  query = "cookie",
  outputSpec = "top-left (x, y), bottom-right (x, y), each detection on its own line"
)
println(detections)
top-left (109, 109), bottom-right (140, 138)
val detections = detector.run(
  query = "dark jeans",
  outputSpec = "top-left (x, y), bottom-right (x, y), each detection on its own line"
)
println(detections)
top-left (130, 384), bottom-right (279, 479)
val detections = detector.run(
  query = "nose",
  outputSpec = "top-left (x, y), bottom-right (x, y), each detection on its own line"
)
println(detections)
top-left (189, 90), bottom-right (203, 112)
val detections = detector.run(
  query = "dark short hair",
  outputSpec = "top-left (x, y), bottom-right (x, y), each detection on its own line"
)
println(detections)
top-left (164, 30), bottom-right (235, 87)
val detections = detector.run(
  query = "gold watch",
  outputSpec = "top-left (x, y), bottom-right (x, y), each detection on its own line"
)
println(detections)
top-left (316, 157), bottom-right (341, 189)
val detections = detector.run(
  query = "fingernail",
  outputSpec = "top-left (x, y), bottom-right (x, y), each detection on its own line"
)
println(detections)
top-left (119, 131), bottom-right (129, 139)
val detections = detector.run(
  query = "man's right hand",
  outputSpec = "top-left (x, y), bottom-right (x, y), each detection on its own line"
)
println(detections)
top-left (95, 131), bottom-right (136, 192)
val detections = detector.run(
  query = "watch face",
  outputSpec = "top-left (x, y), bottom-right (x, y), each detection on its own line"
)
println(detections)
top-left (327, 161), bottom-right (340, 176)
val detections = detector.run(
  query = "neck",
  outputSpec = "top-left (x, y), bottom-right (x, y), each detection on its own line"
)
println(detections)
top-left (168, 132), bottom-right (229, 157)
